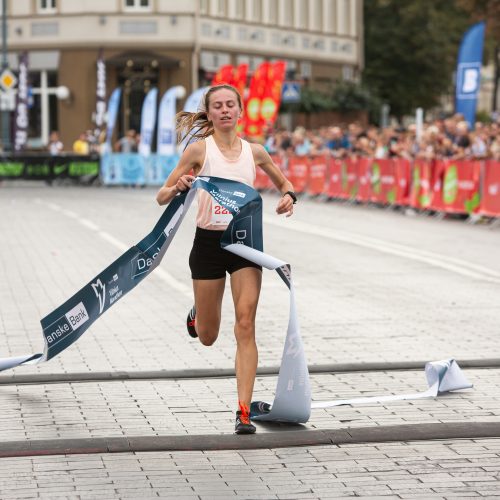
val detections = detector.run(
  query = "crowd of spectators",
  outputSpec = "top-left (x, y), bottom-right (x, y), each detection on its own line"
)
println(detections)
top-left (261, 113), bottom-right (500, 162)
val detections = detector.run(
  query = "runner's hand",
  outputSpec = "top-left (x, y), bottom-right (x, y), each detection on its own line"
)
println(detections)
top-left (276, 194), bottom-right (294, 217)
top-left (176, 175), bottom-right (195, 193)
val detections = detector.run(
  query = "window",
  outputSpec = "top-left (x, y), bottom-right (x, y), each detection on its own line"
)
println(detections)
top-left (123, 0), bottom-right (151, 11)
top-left (38, 0), bottom-right (57, 13)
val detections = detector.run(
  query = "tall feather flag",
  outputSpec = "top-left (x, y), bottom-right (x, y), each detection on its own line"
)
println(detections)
top-left (244, 61), bottom-right (270, 137)
top-left (211, 64), bottom-right (235, 86)
top-left (261, 61), bottom-right (286, 128)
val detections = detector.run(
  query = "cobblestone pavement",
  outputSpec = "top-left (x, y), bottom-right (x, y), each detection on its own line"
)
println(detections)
top-left (0, 368), bottom-right (497, 440)
top-left (1, 185), bottom-right (500, 375)
top-left (1, 439), bottom-right (500, 499)
top-left (1, 183), bottom-right (500, 498)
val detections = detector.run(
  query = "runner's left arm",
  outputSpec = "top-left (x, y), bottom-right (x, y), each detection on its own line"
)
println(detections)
top-left (156, 141), bottom-right (203, 205)
top-left (251, 143), bottom-right (295, 217)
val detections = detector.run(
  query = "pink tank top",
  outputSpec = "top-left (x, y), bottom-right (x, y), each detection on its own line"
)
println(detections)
top-left (196, 135), bottom-right (256, 230)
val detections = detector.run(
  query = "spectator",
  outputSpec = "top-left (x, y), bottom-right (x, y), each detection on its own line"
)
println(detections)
top-left (292, 127), bottom-right (311, 155)
top-left (72, 132), bottom-right (90, 155)
top-left (48, 131), bottom-right (63, 156)
top-left (115, 129), bottom-right (138, 153)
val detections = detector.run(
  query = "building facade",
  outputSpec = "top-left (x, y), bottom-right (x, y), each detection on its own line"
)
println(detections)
top-left (5, 0), bottom-right (364, 149)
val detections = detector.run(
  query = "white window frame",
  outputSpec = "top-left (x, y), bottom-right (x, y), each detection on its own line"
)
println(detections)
top-left (37, 0), bottom-right (57, 14)
top-left (123, 0), bottom-right (152, 13)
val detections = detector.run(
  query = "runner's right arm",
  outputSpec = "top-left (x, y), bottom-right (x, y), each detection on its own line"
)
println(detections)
top-left (156, 141), bottom-right (204, 205)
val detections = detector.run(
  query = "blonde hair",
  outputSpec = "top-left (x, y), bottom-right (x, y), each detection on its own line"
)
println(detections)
top-left (176, 84), bottom-right (243, 144)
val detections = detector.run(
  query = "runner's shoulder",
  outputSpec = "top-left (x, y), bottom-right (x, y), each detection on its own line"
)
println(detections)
top-left (182, 139), bottom-right (206, 165)
top-left (249, 142), bottom-right (268, 164)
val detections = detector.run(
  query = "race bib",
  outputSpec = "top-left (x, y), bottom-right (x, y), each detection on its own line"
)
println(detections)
top-left (210, 202), bottom-right (233, 226)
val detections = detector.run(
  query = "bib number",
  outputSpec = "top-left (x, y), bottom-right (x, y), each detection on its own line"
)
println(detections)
top-left (211, 203), bottom-right (233, 226)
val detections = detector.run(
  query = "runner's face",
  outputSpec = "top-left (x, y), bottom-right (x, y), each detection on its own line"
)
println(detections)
top-left (207, 89), bottom-right (241, 131)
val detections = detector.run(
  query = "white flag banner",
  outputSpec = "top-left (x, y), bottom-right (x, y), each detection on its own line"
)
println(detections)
top-left (179, 86), bottom-right (210, 152)
top-left (157, 86), bottom-right (186, 156)
top-left (138, 88), bottom-right (158, 157)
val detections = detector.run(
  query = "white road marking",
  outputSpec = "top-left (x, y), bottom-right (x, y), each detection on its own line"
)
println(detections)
top-left (263, 213), bottom-right (500, 284)
top-left (43, 202), bottom-right (192, 297)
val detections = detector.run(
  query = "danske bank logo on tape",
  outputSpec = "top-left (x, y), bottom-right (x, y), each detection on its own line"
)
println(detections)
top-left (45, 302), bottom-right (89, 345)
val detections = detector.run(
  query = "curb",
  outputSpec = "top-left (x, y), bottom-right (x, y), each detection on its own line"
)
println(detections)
top-left (1, 359), bottom-right (500, 386)
top-left (1, 422), bottom-right (499, 458)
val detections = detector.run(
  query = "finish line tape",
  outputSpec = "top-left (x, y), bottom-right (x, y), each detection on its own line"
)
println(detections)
top-left (0, 177), bottom-right (472, 423)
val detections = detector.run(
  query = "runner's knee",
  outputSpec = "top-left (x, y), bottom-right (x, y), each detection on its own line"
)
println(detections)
top-left (197, 327), bottom-right (219, 346)
top-left (234, 317), bottom-right (255, 342)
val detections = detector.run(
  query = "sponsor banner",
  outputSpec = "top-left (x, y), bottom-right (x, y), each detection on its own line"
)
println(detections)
top-left (394, 158), bottom-right (412, 205)
top-left (95, 48), bottom-right (106, 135)
top-left (146, 154), bottom-right (179, 186)
top-left (100, 153), bottom-right (178, 186)
top-left (100, 153), bottom-right (145, 185)
top-left (480, 160), bottom-right (500, 217)
top-left (104, 88), bottom-right (122, 154)
top-left (287, 156), bottom-right (309, 194)
top-left (431, 159), bottom-right (481, 214)
top-left (409, 160), bottom-right (433, 209)
top-left (370, 159), bottom-right (397, 205)
top-left (307, 155), bottom-right (328, 196)
top-left (327, 158), bottom-right (343, 198)
top-left (138, 88), bottom-right (158, 157)
top-left (455, 22), bottom-right (485, 129)
top-left (356, 157), bottom-right (371, 202)
top-left (341, 157), bottom-right (360, 199)
top-left (0, 155), bottom-right (99, 181)
top-left (14, 52), bottom-right (29, 152)
top-left (157, 86), bottom-right (186, 156)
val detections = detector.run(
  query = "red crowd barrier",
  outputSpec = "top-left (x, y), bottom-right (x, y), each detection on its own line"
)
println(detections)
top-left (480, 160), bottom-right (500, 217)
top-left (258, 154), bottom-right (500, 217)
top-left (307, 156), bottom-right (328, 195)
top-left (431, 160), bottom-right (481, 214)
top-left (288, 156), bottom-right (309, 194)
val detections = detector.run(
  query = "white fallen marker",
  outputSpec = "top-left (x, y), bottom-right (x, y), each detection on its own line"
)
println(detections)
top-left (310, 359), bottom-right (473, 409)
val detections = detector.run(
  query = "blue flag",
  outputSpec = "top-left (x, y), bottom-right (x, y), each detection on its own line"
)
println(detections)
top-left (455, 21), bottom-right (485, 128)
top-left (104, 88), bottom-right (122, 153)
top-left (138, 87), bottom-right (158, 157)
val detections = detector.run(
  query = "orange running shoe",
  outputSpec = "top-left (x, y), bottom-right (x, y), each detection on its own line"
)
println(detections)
top-left (235, 401), bottom-right (256, 434)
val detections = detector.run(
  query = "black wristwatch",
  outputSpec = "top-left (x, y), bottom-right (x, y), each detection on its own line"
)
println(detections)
top-left (283, 191), bottom-right (297, 204)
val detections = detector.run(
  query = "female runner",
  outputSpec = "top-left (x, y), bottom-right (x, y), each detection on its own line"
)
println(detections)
top-left (156, 84), bottom-right (296, 434)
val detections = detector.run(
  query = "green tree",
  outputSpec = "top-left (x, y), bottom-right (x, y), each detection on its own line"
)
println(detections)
top-left (363, 0), bottom-right (470, 119)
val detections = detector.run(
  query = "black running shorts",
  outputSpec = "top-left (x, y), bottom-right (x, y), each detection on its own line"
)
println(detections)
top-left (189, 227), bottom-right (262, 280)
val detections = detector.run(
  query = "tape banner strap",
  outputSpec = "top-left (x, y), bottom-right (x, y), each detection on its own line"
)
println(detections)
top-left (0, 177), bottom-right (472, 424)
top-left (0, 176), bottom-right (312, 422)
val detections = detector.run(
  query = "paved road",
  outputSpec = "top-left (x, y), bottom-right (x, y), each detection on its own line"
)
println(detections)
top-left (0, 183), bottom-right (499, 498)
